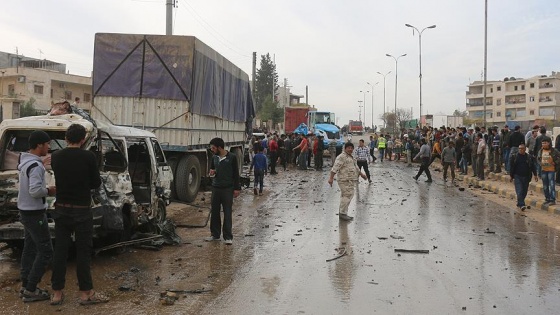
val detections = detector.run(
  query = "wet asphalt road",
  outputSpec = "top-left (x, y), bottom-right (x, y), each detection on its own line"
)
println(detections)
top-left (1, 158), bottom-right (560, 314)
top-left (198, 161), bottom-right (560, 315)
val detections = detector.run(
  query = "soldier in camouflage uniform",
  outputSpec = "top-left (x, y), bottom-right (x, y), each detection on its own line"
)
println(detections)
top-left (328, 142), bottom-right (367, 221)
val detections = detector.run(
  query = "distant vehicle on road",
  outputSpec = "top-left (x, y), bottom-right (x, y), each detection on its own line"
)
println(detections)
top-left (349, 120), bottom-right (364, 135)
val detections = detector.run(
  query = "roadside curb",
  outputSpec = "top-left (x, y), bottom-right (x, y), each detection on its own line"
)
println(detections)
top-left (484, 171), bottom-right (560, 195)
top-left (459, 175), bottom-right (560, 214)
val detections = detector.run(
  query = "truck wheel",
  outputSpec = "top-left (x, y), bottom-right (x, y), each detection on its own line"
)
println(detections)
top-left (233, 147), bottom-right (243, 176)
top-left (153, 198), bottom-right (167, 224)
top-left (168, 157), bottom-right (179, 200)
top-left (176, 155), bottom-right (201, 202)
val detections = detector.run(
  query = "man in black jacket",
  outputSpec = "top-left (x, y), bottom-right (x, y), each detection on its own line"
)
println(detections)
top-left (51, 124), bottom-right (106, 305)
top-left (207, 137), bottom-right (241, 245)
top-left (509, 143), bottom-right (538, 211)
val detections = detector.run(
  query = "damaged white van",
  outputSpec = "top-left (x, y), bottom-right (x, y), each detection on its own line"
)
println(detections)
top-left (0, 113), bottom-right (172, 247)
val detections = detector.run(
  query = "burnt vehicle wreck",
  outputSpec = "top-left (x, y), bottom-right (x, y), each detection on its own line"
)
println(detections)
top-left (0, 113), bottom-right (172, 247)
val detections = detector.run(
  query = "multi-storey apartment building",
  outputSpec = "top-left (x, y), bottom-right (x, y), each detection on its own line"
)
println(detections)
top-left (0, 51), bottom-right (91, 120)
top-left (466, 71), bottom-right (560, 128)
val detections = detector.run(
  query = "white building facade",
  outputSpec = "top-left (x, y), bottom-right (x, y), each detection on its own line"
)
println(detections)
top-left (466, 71), bottom-right (560, 127)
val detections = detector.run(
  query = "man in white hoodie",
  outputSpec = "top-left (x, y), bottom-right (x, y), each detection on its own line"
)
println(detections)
top-left (18, 130), bottom-right (56, 302)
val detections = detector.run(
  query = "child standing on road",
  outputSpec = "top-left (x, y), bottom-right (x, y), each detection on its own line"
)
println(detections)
top-left (250, 146), bottom-right (267, 196)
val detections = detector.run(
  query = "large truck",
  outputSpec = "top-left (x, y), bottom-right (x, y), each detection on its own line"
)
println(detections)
top-left (284, 106), bottom-right (344, 153)
top-left (348, 120), bottom-right (364, 135)
top-left (284, 106), bottom-right (312, 134)
top-left (91, 33), bottom-right (254, 202)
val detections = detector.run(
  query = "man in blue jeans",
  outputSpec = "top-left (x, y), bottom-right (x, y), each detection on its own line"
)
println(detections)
top-left (509, 144), bottom-right (538, 211)
top-left (537, 138), bottom-right (560, 206)
top-left (250, 146), bottom-right (267, 195)
top-left (18, 130), bottom-right (56, 302)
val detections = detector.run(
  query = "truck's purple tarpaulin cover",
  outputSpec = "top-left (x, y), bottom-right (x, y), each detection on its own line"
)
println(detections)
top-left (93, 33), bottom-right (254, 123)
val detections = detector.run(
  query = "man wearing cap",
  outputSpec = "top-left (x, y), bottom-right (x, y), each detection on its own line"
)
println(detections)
top-left (18, 130), bottom-right (56, 302)
top-left (328, 142), bottom-right (367, 221)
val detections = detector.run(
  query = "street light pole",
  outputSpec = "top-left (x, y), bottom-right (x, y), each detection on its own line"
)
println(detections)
top-left (360, 90), bottom-right (369, 127)
top-left (367, 81), bottom-right (379, 131)
top-left (405, 23), bottom-right (436, 123)
top-left (376, 71), bottom-right (391, 129)
top-left (358, 100), bottom-right (363, 121)
top-left (386, 53), bottom-right (407, 136)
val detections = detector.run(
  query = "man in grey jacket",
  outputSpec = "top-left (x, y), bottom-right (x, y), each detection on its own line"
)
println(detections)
top-left (413, 138), bottom-right (433, 183)
top-left (18, 130), bottom-right (56, 302)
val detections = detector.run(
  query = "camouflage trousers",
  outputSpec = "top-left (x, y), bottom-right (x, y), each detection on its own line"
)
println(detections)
top-left (337, 180), bottom-right (356, 215)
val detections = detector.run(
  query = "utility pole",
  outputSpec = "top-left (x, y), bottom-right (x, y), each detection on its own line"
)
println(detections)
top-left (272, 54), bottom-right (275, 105)
top-left (0, 70), bottom-right (4, 122)
top-left (166, 0), bottom-right (175, 35)
top-left (283, 78), bottom-right (288, 108)
top-left (252, 52), bottom-right (256, 104)
top-left (483, 0), bottom-right (488, 127)
top-left (306, 85), bottom-right (309, 106)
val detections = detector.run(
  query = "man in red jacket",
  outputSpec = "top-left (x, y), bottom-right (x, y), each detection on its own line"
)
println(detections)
top-left (268, 136), bottom-right (279, 175)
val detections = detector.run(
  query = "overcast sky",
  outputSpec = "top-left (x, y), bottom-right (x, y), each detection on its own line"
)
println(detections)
top-left (1, 0), bottom-right (559, 127)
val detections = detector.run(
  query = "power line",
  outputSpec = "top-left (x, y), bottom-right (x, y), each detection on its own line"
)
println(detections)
top-left (177, 2), bottom-right (250, 57)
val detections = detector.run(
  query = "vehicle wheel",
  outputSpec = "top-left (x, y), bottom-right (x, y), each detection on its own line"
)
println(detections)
top-left (168, 157), bottom-right (179, 200)
top-left (233, 147), bottom-right (243, 176)
top-left (176, 155), bottom-right (201, 203)
top-left (152, 198), bottom-right (167, 224)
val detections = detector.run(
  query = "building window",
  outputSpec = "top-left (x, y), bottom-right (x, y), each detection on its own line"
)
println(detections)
top-left (490, 88), bottom-right (493, 93)
top-left (497, 86), bottom-right (502, 91)
top-left (530, 83), bottom-right (535, 88)
top-left (33, 85), bottom-right (43, 94)
top-left (514, 86), bottom-right (518, 91)
top-left (84, 93), bottom-right (91, 102)
top-left (8, 84), bottom-right (15, 95)
top-left (497, 112), bottom-right (501, 117)
top-left (539, 108), bottom-right (555, 116)
top-left (497, 99), bottom-right (501, 105)
top-left (530, 110), bottom-right (535, 115)
top-left (521, 85), bottom-right (525, 90)
top-left (64, 91), bottom-right (72, 100)
top-left (529, 96), bottom-right (535, 102)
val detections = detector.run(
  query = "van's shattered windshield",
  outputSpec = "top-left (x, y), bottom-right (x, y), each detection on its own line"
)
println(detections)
top-left (0, 130), bottom-right (67, 170)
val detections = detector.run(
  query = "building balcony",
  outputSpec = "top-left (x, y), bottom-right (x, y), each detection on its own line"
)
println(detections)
top-left (466, 102), bottom-right (492, 107)
top-left (539, 83), bottom-right (554, 89)
top-left (505, 98), bottom-right (526, 105)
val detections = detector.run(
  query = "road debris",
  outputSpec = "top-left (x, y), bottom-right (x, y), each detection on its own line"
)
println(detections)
top-left (390, 235), bottom-right (404, 239)
top-left (394, 249), bottom-right (429, 254)
top-left (166, 288), bottom-right (213, 294)
top-left (94, 235), bottom-right (164, 255)
top-left (326, 247), bottom-right (347, 262)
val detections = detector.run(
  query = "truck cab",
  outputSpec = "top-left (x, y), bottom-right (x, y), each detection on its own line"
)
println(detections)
top-left (308, 111), bottom-right (344, 154)
top-left (0, 114), bottom-right (171, 245)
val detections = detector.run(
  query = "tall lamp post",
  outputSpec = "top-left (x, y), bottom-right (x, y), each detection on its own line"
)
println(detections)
top-left (405, 23), bottom-right (436, 123)
top-left (358, 100), bottom-right (363, 121)
top-left (386, 53), bottom-right (407, 136)
top-left (359, 90), bottom-right (369, 127)
top-left (367, 81), bottom-right (379, 131)
top-left (376, 71), bottom-right (391, 129)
